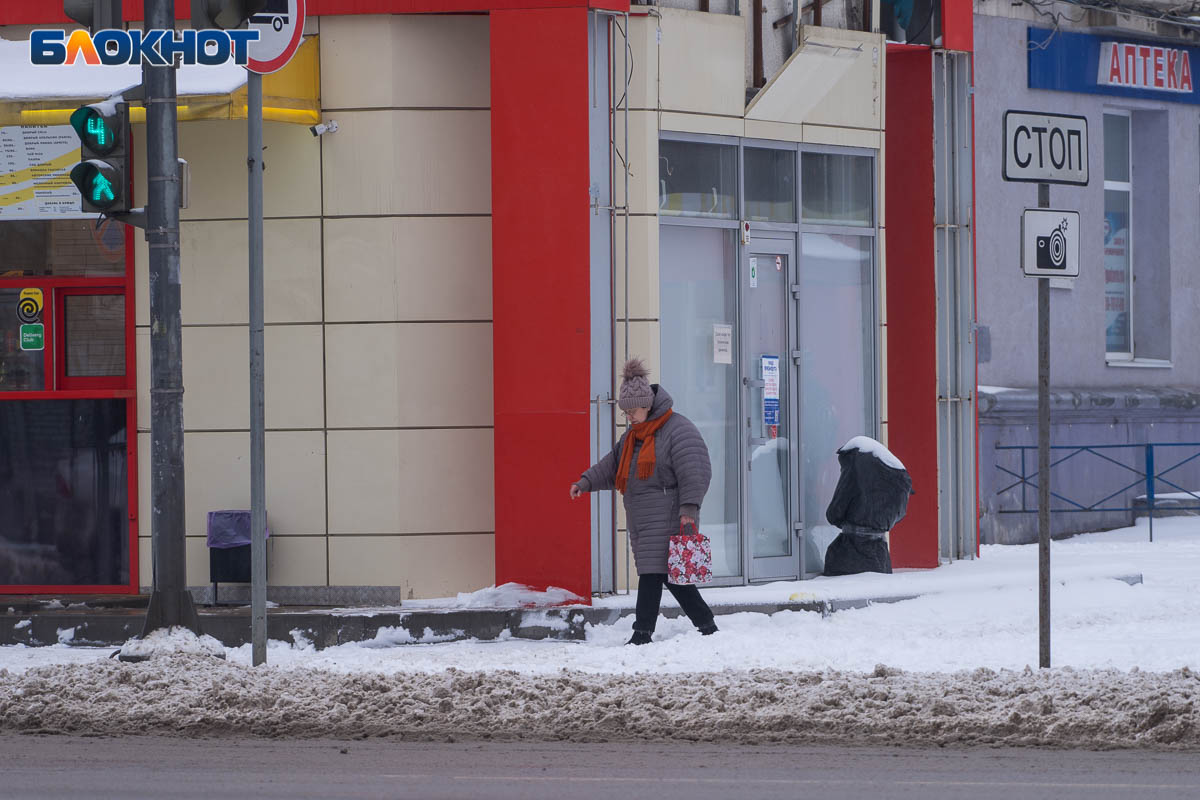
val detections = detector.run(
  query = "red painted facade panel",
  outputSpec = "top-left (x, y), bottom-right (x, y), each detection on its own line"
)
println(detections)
top-left (490, 8), bottom-right (593, 601)
top-left (941, 0), bottom-right (973, 53)
top-left (884, 44), bottom-right (940, 569)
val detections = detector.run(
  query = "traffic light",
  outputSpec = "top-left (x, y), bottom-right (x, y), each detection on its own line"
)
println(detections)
top-left (68, 102), bottom-right (130, 215)
top-left (190, 0), bottom-right (268, 29)
top-left (63, 0), bottom-right (122, 31)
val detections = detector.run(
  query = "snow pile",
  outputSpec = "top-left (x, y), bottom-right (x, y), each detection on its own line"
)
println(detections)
top-left (117, 627), bottom-right (226, 660)
top-left (360, 627), bottom-right (465, 648)
top-left (405, 582), bottom-right (587, 609)
top-left (0, 656), bottom-right (1195, 749)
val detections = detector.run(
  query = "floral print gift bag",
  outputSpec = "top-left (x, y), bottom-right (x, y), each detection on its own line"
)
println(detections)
top-left (667, 521), bottom-right (713, 585)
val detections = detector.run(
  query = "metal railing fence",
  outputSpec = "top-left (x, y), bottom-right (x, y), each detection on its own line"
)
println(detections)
top-left (994, 442), bottom-right (1200, 542)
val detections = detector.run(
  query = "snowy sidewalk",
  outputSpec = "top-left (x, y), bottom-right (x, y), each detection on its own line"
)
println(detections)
top-left (1, 517), bottom-right (1196, 672)
top-left (1, 518), bottom-right (1198, 748)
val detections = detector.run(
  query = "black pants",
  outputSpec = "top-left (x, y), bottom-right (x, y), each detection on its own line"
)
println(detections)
top-left (633, 573), bottom-right (715, 633)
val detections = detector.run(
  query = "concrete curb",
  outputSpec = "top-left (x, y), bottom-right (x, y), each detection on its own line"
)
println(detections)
top-left (0, 574), bottom-right (1143, 650)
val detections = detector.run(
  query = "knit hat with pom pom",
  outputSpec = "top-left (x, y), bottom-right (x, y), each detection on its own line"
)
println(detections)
top-left (618, 357), bottom-right (655, 411)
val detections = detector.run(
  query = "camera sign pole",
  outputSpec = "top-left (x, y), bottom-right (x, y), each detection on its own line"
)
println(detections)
top-left (1036, 183), bottom-right (1052, 670)
top-left (1005, 109), bottom-right (1087, 670)
top-left (1020, 194), bottom-right (1080, 670)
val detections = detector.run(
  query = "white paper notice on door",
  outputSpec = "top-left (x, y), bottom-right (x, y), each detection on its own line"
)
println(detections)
top-left (749, 257), bottom-right (758, 288)
top-left (761, 355), bottom-right (780, 400)
top-left (713, 323), bottom-right (733, 364)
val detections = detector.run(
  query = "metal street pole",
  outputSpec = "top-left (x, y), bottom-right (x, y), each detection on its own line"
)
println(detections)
top-left (248, 71), bottom-right (267, 666)
top-left (1037, 181), bottom-right (1051, 669)
top-left (142, 0), bottom-right (200, 636)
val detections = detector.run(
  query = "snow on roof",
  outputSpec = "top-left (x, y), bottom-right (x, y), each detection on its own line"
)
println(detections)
top-left (0, 36), bottom-right (247, 102)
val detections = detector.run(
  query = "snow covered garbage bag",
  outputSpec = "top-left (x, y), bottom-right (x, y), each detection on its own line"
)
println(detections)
top-left (822, 436), bottom-right (913, 577)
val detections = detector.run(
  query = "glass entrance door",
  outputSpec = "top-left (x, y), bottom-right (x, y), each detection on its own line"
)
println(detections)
top-left (742, 241), bottom-right (800, 581)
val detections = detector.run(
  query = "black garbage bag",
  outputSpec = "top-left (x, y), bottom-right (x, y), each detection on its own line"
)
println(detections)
top-left (822, 531), bottom-right (893, 576)
top-left (822, 437), bottom-right (913, 577)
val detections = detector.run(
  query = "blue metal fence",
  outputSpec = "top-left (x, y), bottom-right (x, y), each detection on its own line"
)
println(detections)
top-left (994, 442), bottom-right (1200, 542)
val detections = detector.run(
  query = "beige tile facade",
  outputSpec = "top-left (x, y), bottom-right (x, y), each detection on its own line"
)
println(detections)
top-left (133, 15), bottom-right (496, 598)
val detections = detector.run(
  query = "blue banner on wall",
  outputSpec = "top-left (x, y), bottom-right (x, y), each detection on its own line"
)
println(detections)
top-left (1028, 27), bottom-right (1200, 105)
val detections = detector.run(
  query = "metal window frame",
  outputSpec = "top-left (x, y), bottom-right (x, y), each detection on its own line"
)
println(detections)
top-left (1103, 109), bottom-right (1134, 361)
top-left (657, 131), bottom-right (880, 582)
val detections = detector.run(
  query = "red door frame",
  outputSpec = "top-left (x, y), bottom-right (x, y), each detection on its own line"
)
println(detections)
top-left (0, 203), bottom-right (139, 595)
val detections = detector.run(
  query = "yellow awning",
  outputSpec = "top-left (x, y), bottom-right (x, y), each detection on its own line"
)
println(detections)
top-left (0, 36), bottom-right (320, 126)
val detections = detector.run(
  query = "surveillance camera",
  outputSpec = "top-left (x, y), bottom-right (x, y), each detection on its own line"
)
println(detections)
top-left (309, 120), bottom-right (339, 137)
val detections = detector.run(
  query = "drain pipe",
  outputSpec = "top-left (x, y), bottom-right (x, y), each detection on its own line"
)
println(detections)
top-left (622, 8), bottom-right (631, 595)
top-left (753, 0), bottom-right (764, 87)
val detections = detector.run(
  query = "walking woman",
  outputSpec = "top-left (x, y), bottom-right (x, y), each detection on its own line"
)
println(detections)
top-left (569, 358), bottom-right (718, 645)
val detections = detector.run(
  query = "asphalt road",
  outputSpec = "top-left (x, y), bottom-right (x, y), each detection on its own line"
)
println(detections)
top-left (4, 734), bottom-right (1200, 800)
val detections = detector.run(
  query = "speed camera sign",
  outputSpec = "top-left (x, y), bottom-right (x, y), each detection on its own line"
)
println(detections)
top-left (1022, 209), bottom-right (1080, 278)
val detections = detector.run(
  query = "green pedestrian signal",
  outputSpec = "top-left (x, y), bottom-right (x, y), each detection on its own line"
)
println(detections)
top-left (70, 162), bottom-right (121, 210)
top-left (68, 102), bottom-right (130, 215)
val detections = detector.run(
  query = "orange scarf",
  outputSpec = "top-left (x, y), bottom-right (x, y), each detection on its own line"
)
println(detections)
top-left (614, 409), bottom-right (673, 494)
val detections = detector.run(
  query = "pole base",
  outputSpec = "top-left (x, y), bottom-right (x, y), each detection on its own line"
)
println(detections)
top-left (116, 590), bottom-right (214, 662)
top-left (140, 588), bottom-right (203, 638)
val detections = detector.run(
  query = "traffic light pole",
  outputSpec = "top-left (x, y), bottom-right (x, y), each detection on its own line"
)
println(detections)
top-left (141, 0), bottom-right (201, 637)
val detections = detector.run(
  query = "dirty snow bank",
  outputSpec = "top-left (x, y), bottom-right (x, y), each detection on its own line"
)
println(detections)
top-left (0, 656), bottom-right (1195, 750)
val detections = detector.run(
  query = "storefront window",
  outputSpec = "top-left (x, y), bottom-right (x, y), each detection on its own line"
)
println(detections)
top-left (660, 225), bottom-right (741, 578)
top-left (658, 134), bottom-right (878, 582)
top-left (801, 152), bottom-right (873, 227)
top-left (659, 140), bottom-right (737, 219)
top-left (0, 219), bottom-right (125, 277)
top-left (1104, 113), bottom-right (1132, 355)
top-left (744, 148), bottom-right (796, 223)
top-left (798, 234), bottom-right (875, 572)
top-left (0, 399), bottom-right (130, 586)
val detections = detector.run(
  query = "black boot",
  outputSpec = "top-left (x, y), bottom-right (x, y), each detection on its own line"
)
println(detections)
top-left (626, 631), bottom-right (652, 646)
top-left (698, 624), bottom-right (718, 636)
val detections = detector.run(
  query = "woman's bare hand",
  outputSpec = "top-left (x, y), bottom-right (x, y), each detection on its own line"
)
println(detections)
top-left (569, 483), bottom-right (583, 499)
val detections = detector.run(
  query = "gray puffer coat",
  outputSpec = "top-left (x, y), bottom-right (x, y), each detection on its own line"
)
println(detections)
top-left (578, 385), bottom-right (712, 575)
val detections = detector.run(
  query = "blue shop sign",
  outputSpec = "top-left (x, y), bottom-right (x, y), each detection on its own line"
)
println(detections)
top-left (1028, 27), bottom-right (1199, 104)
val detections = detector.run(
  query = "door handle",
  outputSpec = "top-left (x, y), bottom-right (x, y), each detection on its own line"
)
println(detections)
top-left (743, 378), bottom-right (765, 388)
top-left (748, 437), bottom-right (767, 446)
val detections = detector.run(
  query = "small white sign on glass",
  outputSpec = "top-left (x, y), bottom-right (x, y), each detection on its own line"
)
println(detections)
top-left (713, 324), bottom-right (733, 364)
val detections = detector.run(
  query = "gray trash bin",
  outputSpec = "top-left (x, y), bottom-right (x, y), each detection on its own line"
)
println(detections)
top-left (207, 510), bottom-right (269, 604)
